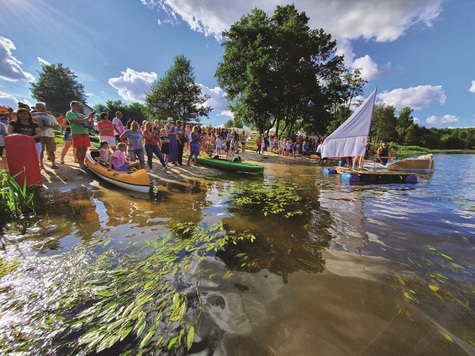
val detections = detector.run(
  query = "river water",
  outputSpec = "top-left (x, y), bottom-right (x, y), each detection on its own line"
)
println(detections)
top-left (1, 153), bottom-right (474, 355)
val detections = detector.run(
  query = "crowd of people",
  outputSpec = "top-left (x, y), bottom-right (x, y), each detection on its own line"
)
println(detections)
top-left (0, 100), bottom-right (395, 175)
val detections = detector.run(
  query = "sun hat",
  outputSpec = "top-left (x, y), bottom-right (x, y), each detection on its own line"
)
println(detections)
top-left (167, 117), bottom-right (174, 122)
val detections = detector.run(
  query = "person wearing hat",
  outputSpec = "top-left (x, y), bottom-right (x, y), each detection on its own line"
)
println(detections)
top-left (165, 117), bottom-right (178, 165)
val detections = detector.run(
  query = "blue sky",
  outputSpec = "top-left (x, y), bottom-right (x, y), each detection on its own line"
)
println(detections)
top-left (1, 0), bottom-right (474, 128)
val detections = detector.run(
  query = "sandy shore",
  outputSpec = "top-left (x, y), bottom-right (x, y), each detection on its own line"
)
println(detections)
top-left (35, 145), bottom-right (320, 194)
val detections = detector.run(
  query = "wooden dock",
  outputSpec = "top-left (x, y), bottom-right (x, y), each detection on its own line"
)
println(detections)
top-left (327, 167), bottom-right (418, 184)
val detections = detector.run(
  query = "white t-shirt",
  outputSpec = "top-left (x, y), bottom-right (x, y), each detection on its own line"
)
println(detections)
top-left (112, 117), bottom-right (125, 136)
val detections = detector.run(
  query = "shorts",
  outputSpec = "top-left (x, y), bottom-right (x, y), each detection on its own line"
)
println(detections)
top-left (114, 164), bottom-right (129, 171)
top-left (100, 136), bottom-right (117, 147)
top-left (128, 149), bottom-right (144, 163)
top-left (72, 134), bottom-right (91, 148)
top-left (64, 131), bottom-right (72, 141)
top-left (40, 136), bottom-right (56, 152)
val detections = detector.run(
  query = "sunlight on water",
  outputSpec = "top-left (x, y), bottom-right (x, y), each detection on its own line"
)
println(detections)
top-left (0, 154), bottom-right (474, 354)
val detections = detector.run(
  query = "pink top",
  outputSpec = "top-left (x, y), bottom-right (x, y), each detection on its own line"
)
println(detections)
top-left (111, 149), bottom-right (127, 168)
top-left (98, 120), bottom-right (114, 137)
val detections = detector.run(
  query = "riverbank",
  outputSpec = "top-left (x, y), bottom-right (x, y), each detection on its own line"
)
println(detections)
top-left (37, 146), bottom-right (321, 194)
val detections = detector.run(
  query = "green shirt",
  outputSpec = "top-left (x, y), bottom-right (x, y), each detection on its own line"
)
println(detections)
top-left (66, 110), bottom-right (89, 135)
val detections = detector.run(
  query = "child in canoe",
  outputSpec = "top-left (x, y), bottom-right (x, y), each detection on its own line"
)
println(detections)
top-left (108, 142), bottom-right (140, 171)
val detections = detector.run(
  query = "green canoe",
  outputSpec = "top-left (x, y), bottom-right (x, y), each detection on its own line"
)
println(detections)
top-left (197, 152), bottom-right (264, 174)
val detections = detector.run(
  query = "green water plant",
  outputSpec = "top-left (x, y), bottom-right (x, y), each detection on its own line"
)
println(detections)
top-left (0, 222), bottom-right (256, 355)
top-left (229, 181), bottom-right (304, 218)
top-left (0, 170), bottom-right (38, 231)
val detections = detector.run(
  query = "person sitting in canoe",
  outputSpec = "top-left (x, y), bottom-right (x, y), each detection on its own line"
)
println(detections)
top-left (376, 142), bottom-right (393, 165)
top-left (107, 142), bottom-right (140, 171)
top-left (96, 141), bottom-right (112, 166)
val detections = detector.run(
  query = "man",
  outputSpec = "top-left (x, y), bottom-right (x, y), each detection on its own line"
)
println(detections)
top-left (66, 101), bottom-right (94, 170)
top-left (112, 111), bottom-right (125, 143)
top-left (376, 142), bottom-right (393, 165)
top-left (33, 102), bottom-right (60, 169)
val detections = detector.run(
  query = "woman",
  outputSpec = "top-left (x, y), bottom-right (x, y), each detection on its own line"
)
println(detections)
top-left (187, 125), bottom-right (201, 166)
top-left (8, 108), bottom-right (42, 165)
top-left (142, 121), bottom-right (169, 172)
top-left (97, 112), bottom-right (116, 151)
top-left (165, 117), bottom-right (178, 165)
top-left (120, 121), bottom-right (145, 169)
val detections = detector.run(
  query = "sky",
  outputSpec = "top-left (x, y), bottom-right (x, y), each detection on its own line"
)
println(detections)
top-left (1, 0), bottom-right (474, 129)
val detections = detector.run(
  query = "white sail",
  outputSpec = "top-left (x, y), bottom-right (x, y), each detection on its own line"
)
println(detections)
top-left (321, 88), bottom-right (377, 158)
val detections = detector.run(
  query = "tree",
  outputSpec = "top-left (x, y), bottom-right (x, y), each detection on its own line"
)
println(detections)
top-left (216, 5), bottom-right (360, 136)
top-left (93, 100), bottom-right (147, 124)
top-left (30, 63), bottom-right (86, 116)
top-left (371, 104), bottom-right (398, 143)
top-left (145, 55), bottom-right (212, 123)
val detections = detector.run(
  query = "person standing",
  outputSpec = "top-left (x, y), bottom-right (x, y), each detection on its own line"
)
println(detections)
top-left (165, 117), bottom-right (178, 165)
top-left (66, 101), bottom-right (94, 170)
top-left (187, 125), bottom-right (201, 166)
top-left (33, 102), bottom-right (60, 169)
top-left (97, 112), bottom-right (116, 151)
top-left (120, 121), bottom-right (145, 170)
top-left (142, 121), bottom-right (169, 172)
top-left (0, 121), bottom-right (9, 171)
top-left (112, 111), bottom-right (125, 144)
top-left (176, 120), bottom-right (186, 165)
top-left (59, 114), bottom-right (77, 164)
top-left (8, 108), bottom-right (42, 164)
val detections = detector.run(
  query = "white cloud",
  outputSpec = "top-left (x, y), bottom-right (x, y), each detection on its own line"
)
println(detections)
top-left (146, 1), bottom-right (442, 82)
top-left (37, 57), bottom-right (51, 66)
top-left (147, 1), bottom-right (443, 43)
top-left (108, 68), bottom-right (158, 103)
top-left (426, 114), bottom-right (459, 125)
top-left (378, 85), bottom-right (446, 110)
top-left (469, 80), bottom-right (475, 93)
top-left (0, 37), bottom-right (35, 82)
top-left (0, 91), bottom-right (18, 109)
top-left (352, 55), bottom-right (380, 81)
top-left (200, 85), bottom-right (229, 115)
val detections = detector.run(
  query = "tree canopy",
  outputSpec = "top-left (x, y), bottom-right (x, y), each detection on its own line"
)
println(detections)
top-left (145, 55), bottom-right (212, 123)
top-left (215, 4), bottom-right (365, 137)
top-left (30, 63), bottom-right (86, 116)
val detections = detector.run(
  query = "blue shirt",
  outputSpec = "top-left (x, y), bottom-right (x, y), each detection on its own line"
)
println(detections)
top-left (121, 129), bottom-right (143, 150)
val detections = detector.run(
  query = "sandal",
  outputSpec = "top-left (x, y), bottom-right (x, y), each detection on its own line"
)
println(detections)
top-left (51, 165), bottom-right (59, 169)
top-left (60, 160), bottom-right (65, 164)
top-left (40, 165), bottom-right (44, 169)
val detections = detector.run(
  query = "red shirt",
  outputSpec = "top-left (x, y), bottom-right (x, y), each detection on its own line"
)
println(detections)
top-left (98, 120), bottom-right (114, 137)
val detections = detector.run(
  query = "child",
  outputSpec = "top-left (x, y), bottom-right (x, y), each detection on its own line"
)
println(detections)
top-left (96, 141), bottom-right (111, 165)
top-left (108, 142), bottom-right (140, 171)
top-left (216, 135), bottom-right (222, 156)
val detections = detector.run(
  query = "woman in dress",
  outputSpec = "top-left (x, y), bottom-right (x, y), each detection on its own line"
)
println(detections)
top-left (187, 125), bottom-right (201, 166)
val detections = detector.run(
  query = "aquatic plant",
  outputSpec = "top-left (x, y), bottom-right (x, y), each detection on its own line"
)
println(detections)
top-left (229, 181), bottom-right (304, 218)
top-left (0, 222), bottom-right (256, 355)
top-left (0, 170), bottom-right (39, 232)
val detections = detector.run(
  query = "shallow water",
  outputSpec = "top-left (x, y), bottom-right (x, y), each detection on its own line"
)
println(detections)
top-left (1, 154), bottom-right (474, 355)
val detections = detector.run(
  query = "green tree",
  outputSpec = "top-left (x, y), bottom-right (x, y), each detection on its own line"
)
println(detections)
top-left (145, 55), bottom-right (212, 123)
top-left (371, 104), bottom-right (397, 143)
top-left (30, 63), bottom-right (86, 116)
top-left (216, 5), bottom-right (356, 137)
top-left (94, 100), bottom-right (147, 125)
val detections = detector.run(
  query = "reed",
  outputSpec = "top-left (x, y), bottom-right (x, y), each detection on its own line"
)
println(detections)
top-left (0, 170), bottom-right (38, 230)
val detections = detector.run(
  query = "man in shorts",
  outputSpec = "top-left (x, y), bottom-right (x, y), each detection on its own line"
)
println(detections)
top-left (66, 101), bottom-right (94, 170)
top-left (33, 102), bottom-right (60, 169)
